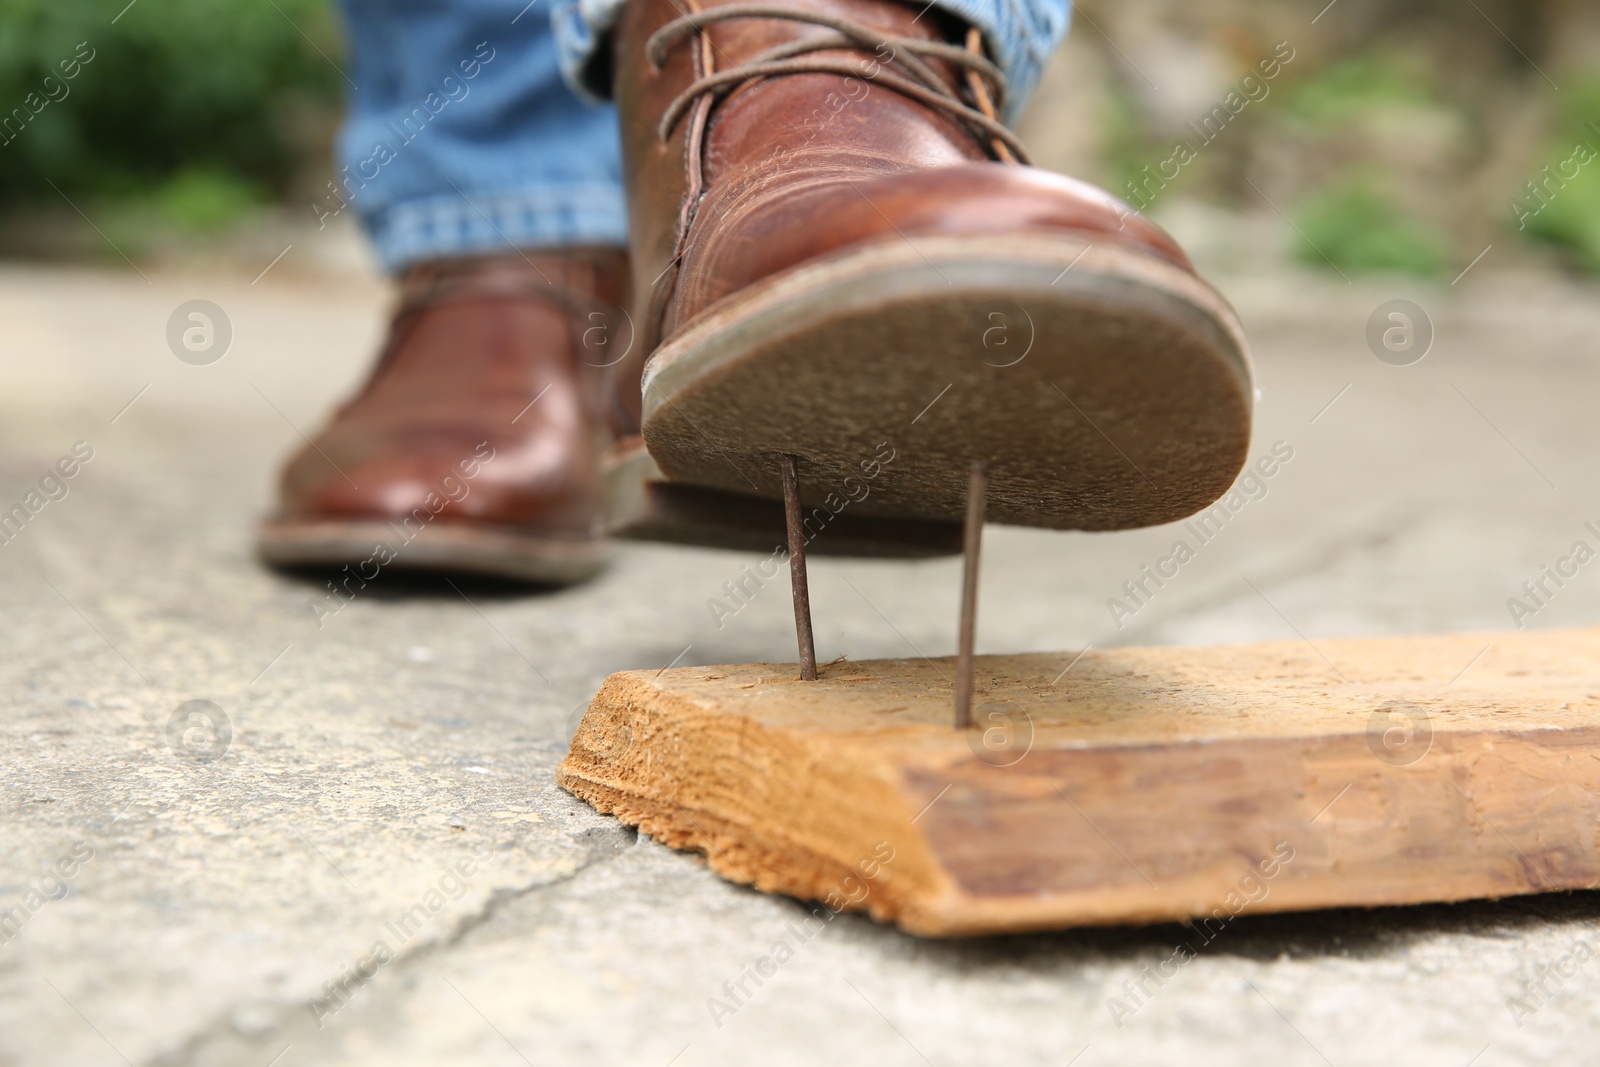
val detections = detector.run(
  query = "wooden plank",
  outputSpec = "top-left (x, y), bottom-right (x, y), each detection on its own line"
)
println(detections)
top-left (557, 626), bottom-right (1600, 936)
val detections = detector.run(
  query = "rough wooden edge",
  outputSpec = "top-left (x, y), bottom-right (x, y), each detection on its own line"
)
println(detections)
top-left (558, 635), bottom-right (1600, 937)
top-left (557, 670), bottom-right (959, 929)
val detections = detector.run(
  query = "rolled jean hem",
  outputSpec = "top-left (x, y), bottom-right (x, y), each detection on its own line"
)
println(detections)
top-left (363, 184), bottom-right (630, 273)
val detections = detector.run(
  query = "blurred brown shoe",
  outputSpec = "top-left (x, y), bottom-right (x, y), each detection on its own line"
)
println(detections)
top-left (258, 248), bottom-right (629, 585)
top-left (608, 0), bottom-right (1253, 535)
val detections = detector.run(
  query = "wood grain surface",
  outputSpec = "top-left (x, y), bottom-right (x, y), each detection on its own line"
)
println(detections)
top-left (558, 626), bottom-right (1600, 936)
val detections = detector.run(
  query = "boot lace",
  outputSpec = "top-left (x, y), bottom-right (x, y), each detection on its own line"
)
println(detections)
top-left (646, 3), bottom-right (1030, 164)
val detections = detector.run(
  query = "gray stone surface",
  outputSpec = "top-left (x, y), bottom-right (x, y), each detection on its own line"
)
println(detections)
top-left (3, 256), bottom-right (1600, 1067)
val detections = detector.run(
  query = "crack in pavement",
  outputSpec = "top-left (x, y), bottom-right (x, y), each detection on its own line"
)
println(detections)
top-left (153, 824), bottom-right (637, 1067)
top-left (1110, 500), bottom-right (1438, 644)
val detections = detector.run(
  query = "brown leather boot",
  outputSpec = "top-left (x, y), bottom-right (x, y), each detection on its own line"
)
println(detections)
top-left (607, 0), bottom-right (1253, 535)
top-left (258, 248), bottom-right (629, 584)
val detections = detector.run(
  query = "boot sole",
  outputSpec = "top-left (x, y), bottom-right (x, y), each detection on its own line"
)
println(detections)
top-left (641, 232), bottom-right (1254, 530)
top-left (256, 516), bottom-right (609, 585)
top-left (602, 439), bottom-right (961, 558)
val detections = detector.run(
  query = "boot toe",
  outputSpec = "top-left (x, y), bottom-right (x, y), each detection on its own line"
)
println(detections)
top-left (670, 162), bottom-right (1193, 329)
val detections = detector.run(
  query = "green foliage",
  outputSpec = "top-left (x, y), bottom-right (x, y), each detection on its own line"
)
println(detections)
top-left (0, 0), bottom-right (342, 208)
top-left (1279, 51), bottom-right (1438, 128)
top-left (1274, 50), bottom-right (1472, 277)
top-left (1101, 82), bottom-right (1161, 202)
top-left (1293, 169), bottom-right (1446, 277)
top-left (1517, 77), bottom-right (1600, 273)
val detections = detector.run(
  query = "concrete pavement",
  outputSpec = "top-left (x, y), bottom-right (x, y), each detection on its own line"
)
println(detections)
top-left (3, 253), bottom-right (1600, 1066)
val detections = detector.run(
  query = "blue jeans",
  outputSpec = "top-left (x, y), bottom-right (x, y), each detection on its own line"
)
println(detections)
top-left (336, 0), bottom-right (1071, 273)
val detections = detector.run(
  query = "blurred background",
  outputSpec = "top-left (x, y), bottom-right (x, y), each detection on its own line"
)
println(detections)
top-left (7, 5), bottom-right (1600, 1066)
top-left (3, 0), bottom-right (1597, 280)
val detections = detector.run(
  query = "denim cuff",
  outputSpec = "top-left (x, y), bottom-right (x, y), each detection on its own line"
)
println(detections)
top-left (552, 0), bottom-right (619, 109)
top-left (551, 0), bottom-right (1071, 123)
top-left (926, 0), bottom-right (1070, 121)
top-left (363, 184), bottom-right (629, 273)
